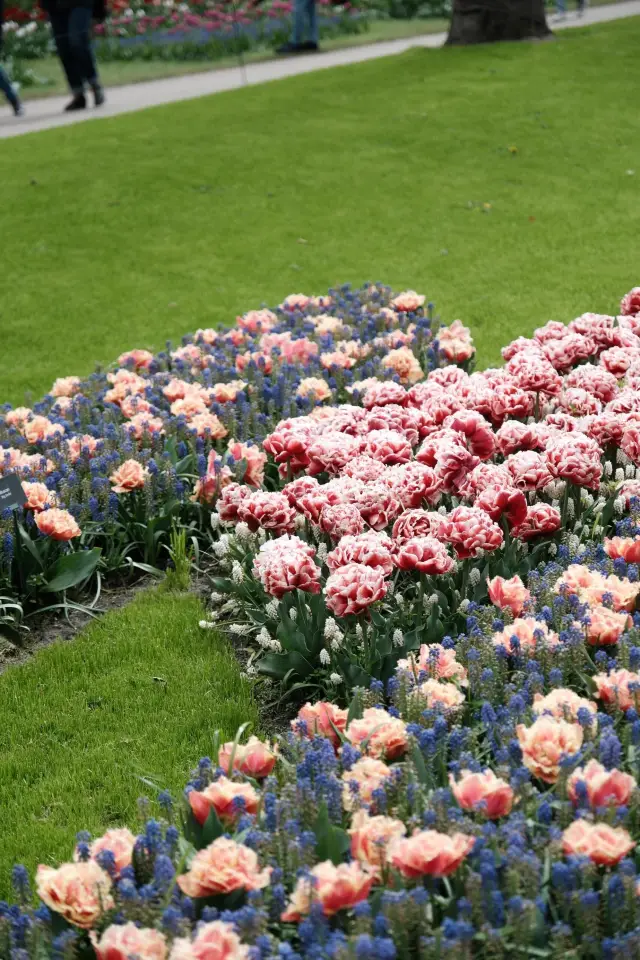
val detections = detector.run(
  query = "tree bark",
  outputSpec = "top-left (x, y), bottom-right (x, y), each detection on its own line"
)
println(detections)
top-left (446, 0), bottom-right (552, 45)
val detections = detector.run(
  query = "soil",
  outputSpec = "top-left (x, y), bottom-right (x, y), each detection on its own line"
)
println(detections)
top-left (222, 617), bottom-right (298, 739)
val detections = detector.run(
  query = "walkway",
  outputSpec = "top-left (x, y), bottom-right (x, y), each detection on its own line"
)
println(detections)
top-left (2, 1), bottom-right (639, 140)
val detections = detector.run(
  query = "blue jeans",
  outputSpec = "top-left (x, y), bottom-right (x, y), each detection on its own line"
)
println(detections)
top-left (0, 63), bottom-right (19, 110)
top-left (49, 6), bottom-right (99, 95)
top-left (293, 0), bottom-right (318, 45)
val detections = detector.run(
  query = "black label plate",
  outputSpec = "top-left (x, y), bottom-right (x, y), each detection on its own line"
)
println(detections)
top-left (0, 473), bottom-right (26, 511)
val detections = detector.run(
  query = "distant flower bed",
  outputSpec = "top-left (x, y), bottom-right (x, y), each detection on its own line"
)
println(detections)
top-left (2, 0), bottom-right (367, 63)
top-left (6, 287), bottom-right (640, 957)
top-left (0, 282), bottom-right (453, 629)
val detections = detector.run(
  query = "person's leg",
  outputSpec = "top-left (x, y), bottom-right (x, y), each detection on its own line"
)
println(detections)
top-left (277, 0), bottom-right (316, 53)
top-left (307, 0), bottom-right (318, 46)
top-left (276, 0), bottom-right (305, 52)
top-left (0, 64), bottom-right (22, 114)
top-left (292, 0), bottom-right (305, 45)
top-left (49, 10), bottom-right (83, 97)
top-left (68, 5), bottom-right (104, 103)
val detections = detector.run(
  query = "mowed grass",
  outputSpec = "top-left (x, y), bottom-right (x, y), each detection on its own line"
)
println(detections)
top-left (3, 18), bottom-right (640, 403)
top-left (0, 589), bottom-right (257, 898)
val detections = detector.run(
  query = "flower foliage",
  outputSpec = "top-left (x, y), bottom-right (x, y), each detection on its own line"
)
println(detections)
top-left (0, 283), bottom-right (450, 624)
top-left (7, 287), bottom-right (640, 958)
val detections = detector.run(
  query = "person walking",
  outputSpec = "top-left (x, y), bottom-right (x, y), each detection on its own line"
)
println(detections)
top-left (0, 0), bottom-right (24, 115)
top-left (555, 0), bottom-right (587, 17)
top-left (41, 0), bottom-right (105, 111)
top-left (276, 0), bottom-right (318, 54)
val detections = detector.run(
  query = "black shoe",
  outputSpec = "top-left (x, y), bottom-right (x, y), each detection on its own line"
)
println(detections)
top-left (300, 41), bottom-right (320, 51)
top-left (276, 41), bottom-right (306, 54)
top-left (64, 94), bottom-right (86, 112)
top-left (92, 85), bottom-right (105, 107)
top-left (12, 100), bottom-right (24, 117)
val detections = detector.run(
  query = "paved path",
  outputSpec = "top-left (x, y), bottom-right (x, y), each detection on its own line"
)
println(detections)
top-left (2, 0), bottom-right (639, 139)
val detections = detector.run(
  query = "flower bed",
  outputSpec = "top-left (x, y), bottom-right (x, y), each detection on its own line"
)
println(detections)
top-left (0, 283), bottom-right (451, 631)
top-left (206, 290), bottom-right (640, 696)
top-left (2, 0), bottom-right (367, 64)
top-left (5, 286), bottom-right (640, 957)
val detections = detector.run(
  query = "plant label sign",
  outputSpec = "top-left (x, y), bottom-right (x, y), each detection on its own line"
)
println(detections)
top-left (0, 473), bottom-right (26, 511)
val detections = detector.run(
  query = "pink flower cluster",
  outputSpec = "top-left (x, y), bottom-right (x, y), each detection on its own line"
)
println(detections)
top-left (204, 286), bottom-right (640, 702)
top-left (253, 536), bottom-right (321, 599)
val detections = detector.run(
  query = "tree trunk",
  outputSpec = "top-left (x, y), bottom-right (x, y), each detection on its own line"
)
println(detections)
top-left (446, 0), bottom-right (552, 45)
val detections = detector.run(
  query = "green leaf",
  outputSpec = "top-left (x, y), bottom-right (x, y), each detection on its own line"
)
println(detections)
top-left (600, 494), bottom-right (616, 532)
top-left (276, 623), bottom-right (309, 655)
top-left (369, 608), bottom-right (387, 629)
top-left (328, 717), bottom-right (347, 746)
top-left (346, 690), bottom-right (364, 725)
top-left (435, 590), bottom-right (450, 616)
top-left (233, 457), bottom-right (249, 484)
top-left (307, 591), bottom-right (326, 620)
top-left (402, 628), bottom-right (422, 653)
top-left (342, 662), bottom-right (372, 689)
top-left (225, 721), bottom-right (252, 776)
top-left (42, 548), bottom-right (101, 593)
top-left (129, 561), bottom-right (164, 578)
top-left (373, 629), bottom-right (392, 659)
top-left (191, 888), bottom-right (246, 916)
top-left (256, 653), bottom-right (289, 681)
top-left (411, 741), bottom-right (429, 785)
top-left (176, 454), bottom-right (195, 475)
top-left (257, 651), bottom-right (314, 681)
top-left (177, 835), bottom-right (197, 869)
top-left (17, 523), bottom-right (45, 570)
top-left (576, 670), bottom-right (596, 695)
top-left (313, 801), bottom-right (350, 865)
top-left (184, 804), bottom-right (224, 851)
top-left (48, 910), bottom-right (74, 938)
top-left (277, 607), bottom-right (310, 654)
top-left (426, 611), bottom-right (444, 643)
top-left (211, 577), bottom-right (234, 594)
top-left (201, 806), bottom-right (224, 847)
top-left (379, 654), bottom-right (401, 684)
top-left (164, 437), bottom-right (179, 465)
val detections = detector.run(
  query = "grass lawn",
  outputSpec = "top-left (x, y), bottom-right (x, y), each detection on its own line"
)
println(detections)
top-left (19, 19), bottom-right (449, 98)
top-left (3, 17), bottom-right (640, 405)
top-left (0, 589), bottom-right (257, 898)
